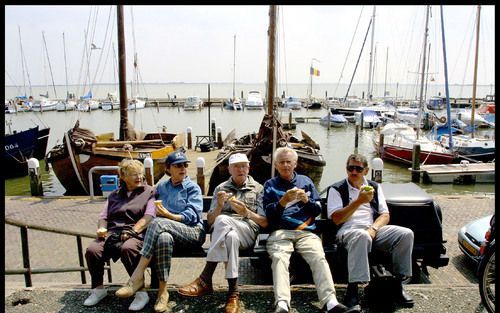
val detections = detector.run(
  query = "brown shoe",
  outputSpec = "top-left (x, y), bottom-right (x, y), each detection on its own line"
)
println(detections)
top-left (177, 277), bottom-right (213, 297)
top-left (224, 292), bottom-right (240, 313)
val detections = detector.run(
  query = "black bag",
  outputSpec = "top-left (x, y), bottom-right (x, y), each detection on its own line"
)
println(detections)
top-left (102, 226), bottom-right (141, 262)
top-left (364, 264), bottom-right (400, 311)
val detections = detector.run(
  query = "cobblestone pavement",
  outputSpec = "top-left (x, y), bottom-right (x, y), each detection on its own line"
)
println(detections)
top-left (4, 194), bottom-right (494, 312)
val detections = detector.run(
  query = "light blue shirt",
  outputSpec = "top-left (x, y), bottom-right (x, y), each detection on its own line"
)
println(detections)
top-left (155, 176), bottom-right (203, 227)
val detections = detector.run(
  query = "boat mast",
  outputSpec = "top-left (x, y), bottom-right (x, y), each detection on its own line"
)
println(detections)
top-left (232, 34), bottom-right (236, 100)
top-left (18, 26), bottom-right (27, 97)
top-left (267, 5), bottom-right (276, 116)
top-left (439, 5), bottom-right (453, 150)
top-left (42, 31), bottom-right (58, 99)
top-left (470, 5), bottom-right (481, 139)
top-left (416, 5), bottom-right (430, 139)
top-left (63, 32), bottom-right (70, 101)
top-left (366, 5), bottom-right (376, 101)
top-left (267, 5), bottom-right (277, 177)
top-left (117, 5), bottom-right (129, 141)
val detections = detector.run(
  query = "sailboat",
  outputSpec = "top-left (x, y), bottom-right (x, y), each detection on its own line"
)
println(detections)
top-left (128, 52), bottom-right (146, 110)
top-left (223, 34), bottom-right (243, 111)
top-left (46, 6), bottom-right (183, 195)
top-left (373, 6), bottom-right (454, 166)
top-left (32, 31), bottom-right (59, 112)
top-left (56, 32), bottom-right (76, 112)
top-left (207, 5), bottom-right (326, 195)
top-left (436, 5), bottom-right (495, 163)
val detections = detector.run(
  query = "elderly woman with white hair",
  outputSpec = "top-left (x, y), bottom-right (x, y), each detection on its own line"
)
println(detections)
top-left (84, 158), bottom-right (156, 311)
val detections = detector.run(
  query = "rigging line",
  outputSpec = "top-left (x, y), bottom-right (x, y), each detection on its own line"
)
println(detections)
top-left (5, 70), bottom-right (23, 95)
top-left (334, 6), bottom-right (364, 97)
top-left (91, 6), bottom-right (114, 91)
top-left (88, 6), bottom-right (101, 94)
top-left (450, 8), bottom-right (474, 90)
top-left (459, 10), bottom-right (477, 98)
top-left (280, 7), bottom-right (288, 97)
top-left (18, 26), bottom-right (27, 96)
top-left (41, 31), bottom-right (58, 99)
top-left (343, 17), bottom-right (372, 103)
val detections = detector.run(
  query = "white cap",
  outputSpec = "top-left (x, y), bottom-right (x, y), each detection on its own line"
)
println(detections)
top-left (229, 153), bottom-right (249, 165)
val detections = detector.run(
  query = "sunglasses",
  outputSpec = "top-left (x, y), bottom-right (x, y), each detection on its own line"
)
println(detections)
top-left (172, 163), bottom-right (189, 169)
top-left (346, 165), bottom-right (365, 173)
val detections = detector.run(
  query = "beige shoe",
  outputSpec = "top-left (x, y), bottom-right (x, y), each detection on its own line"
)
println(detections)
top-left (154, 289), bottom-right (169, 313)
top-left (115, 278), bottom-right (144, 299)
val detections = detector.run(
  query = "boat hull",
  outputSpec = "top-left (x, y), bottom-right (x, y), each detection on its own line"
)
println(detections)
top-left (382, 144), bottom-right (455, 165)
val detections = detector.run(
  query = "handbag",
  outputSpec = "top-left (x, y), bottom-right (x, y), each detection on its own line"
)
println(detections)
top-left (102, 226), bottom-right (141, 262)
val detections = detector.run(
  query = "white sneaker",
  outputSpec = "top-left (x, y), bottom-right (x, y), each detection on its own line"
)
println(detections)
top-left (129, 291), bottom-right (150, 311)
top-left (83, 288), bottom-right (107, 306)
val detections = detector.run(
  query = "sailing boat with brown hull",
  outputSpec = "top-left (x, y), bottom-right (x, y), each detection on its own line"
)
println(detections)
top-left (46, 6), bottom-right (182, 195)
top-left (207, 6), bottom-right (326, 195)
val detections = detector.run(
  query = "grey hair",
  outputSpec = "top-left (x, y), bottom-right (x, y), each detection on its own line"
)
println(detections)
top-left (273, 146), bottom-right (298, 163)
top-left (346, 153), bottom-right (368, 168)
top-left (118, 159), bottom-right (144, 178)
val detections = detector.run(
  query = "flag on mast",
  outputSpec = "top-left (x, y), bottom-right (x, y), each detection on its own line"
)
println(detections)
top-left (310, 66), bottom-right (320, 76)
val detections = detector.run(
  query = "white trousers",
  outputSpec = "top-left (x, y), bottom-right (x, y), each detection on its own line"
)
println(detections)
top-left (338, 225), bottom-right (414, 283)
top-left (266, 229), bottom-right (338, 309)
top-left (206, 214), bottom-right (257, 279)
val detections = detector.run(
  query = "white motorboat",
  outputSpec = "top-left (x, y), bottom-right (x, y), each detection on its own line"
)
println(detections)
top-left (244, 91), bottom-right (264, 109)
top-left (183, 96), bottom-right (203, 111)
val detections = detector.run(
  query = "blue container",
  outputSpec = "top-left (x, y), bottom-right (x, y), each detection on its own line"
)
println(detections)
top-left (100, 175), bottom-right (119, 197)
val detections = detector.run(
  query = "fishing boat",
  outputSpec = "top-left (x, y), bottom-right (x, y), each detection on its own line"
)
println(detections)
top-left (207, 6), bottom-right (325, 195)
top-left (5, 124), bottom-right (50, 178)
top-left (45, 6), bottom-right (183, 196)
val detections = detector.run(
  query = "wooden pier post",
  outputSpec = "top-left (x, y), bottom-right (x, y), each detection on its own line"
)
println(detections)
top-left (354, 125), bottom-right (359, 152)
top-left (144, 157), bottom-right (154, 186)
top-left (327, 108), bottom-right (331, 128)
top-left (196, 157), bottom-right (206, 195)
top-left (412, 144), bottom-right (421, 182)
top-left (186, 127), bottom-right (192, 149)
top-left (217, 127), bottom-right (223, 149)
top-left (211, 118), bottom-right (216, 143)
top-left (371, 157), bottom-right (384, 183)
top-left (378, 133), bottom-right (385, 156)
top-left (288, 112), bottom-right (292, 130)
top-left (27, 158), bottom-right (43, 196)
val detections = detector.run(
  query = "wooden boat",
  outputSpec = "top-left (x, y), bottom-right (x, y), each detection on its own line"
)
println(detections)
top-left (45, 6), bottom-right (183, 196)
top-left (5, 125), bottom-right (50, 178)
top-left (46, 121), bottom-right (182, 195)
top-left (207, 114), bottom-right (326, 195)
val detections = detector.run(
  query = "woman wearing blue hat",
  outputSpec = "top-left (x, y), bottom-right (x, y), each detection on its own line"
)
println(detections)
top-left (115, 150), bottom-right (205, 313)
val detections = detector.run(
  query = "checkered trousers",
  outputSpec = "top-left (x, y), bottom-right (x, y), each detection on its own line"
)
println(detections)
top-left (140, 218), bottom-right (206, 281)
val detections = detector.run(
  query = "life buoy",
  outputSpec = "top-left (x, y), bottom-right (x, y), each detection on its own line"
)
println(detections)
top-left (438, 116), bottom-right (447, 123)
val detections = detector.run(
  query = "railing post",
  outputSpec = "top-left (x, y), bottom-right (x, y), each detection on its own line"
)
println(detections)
top-left (20, 226), bottom-right (32, 287)
top-left (76, 235), bottom-right (87, 284)
top-left (144, 157), bottom-right (154, 186)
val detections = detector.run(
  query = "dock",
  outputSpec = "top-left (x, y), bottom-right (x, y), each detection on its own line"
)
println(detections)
top-left (412, 162), bottom-right (495, 184)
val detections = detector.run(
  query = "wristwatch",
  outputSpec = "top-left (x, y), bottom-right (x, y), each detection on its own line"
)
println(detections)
top-left (369, 225), bottom-right (379, 232)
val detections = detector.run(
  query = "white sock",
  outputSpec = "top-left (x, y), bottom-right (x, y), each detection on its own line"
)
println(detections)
top-left (277, 300), bottom-right (289, 311)
top-left (326, 298), bottom-right (339, 311)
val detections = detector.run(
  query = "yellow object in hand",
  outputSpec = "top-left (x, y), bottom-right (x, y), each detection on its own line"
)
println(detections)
top-left (362, 185), bottom-right (374, 192)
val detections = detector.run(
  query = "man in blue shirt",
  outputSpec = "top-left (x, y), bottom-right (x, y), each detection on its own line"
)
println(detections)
top-left (263, 147), bottom-right (359, 313)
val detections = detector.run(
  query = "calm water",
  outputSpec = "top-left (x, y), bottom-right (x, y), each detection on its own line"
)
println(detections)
top-left (4, 104), bottom-right (495, 197)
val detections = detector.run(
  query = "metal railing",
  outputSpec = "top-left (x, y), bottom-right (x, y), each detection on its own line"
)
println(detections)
top-left (5, 218), bottom-right (112, 287)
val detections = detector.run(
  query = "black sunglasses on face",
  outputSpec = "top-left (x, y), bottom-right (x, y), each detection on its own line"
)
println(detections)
top-left (347, 165), bottom-right (365, 173)
top-left (173, 163), bottom-right (189, 168)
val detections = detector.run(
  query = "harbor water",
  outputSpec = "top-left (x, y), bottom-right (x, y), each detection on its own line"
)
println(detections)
top-left (4, 104), bottom-right (494, 197)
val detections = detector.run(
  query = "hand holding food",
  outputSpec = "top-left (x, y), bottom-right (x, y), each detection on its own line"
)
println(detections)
top-left (97, 227), bottom-right (108, 238)
top-left (358, 185), bottom-right (374, 203)
top-left (362, 185), bottom-right (374, 192)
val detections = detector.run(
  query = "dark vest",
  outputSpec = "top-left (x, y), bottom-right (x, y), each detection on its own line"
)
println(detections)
top-left (106, 184), bottom-right (155, 234)
top-left (327, 179), bottom-right (380, 223)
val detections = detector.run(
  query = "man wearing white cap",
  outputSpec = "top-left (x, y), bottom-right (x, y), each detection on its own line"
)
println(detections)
top-left (178, 153), bottom-right (267, 313)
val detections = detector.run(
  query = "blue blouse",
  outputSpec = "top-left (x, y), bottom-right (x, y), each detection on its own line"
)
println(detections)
top-left (155, 176), bottom-right (203, 227)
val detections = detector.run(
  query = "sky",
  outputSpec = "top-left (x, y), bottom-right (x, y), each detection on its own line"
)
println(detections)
top-left (4, 5), bottom-right (496, 89)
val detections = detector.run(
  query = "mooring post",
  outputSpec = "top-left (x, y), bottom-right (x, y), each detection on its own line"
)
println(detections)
top-left (371, 157), bottom-right (384, 183)
top-left (412, 144), bottom-right (421, 182)
top-left (288, 112), bottom-right (292, 129)
top-left (196, 157), bottom-right (206, 195)
top-left (211, 118), bottom-right (216, 143)
top-left (379, 133), bottom-right (385, 156)
top-left (186, 127), bottom-right (192, 150)
top-left (354, 125), bottom-right (359, 152)
top-left (144, 157), bottom-right (154, 186)
top-left (28, 158), bottom-right (43, 196)
top-left (217, 127), bottom-right (223, 149)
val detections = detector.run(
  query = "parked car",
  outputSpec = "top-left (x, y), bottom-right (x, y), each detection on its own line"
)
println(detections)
top-left (457, 214), bottom-right (493, 264)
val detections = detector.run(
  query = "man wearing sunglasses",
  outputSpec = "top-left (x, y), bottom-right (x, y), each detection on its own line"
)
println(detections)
top-left (327, 153), bottom-right (414, 309)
